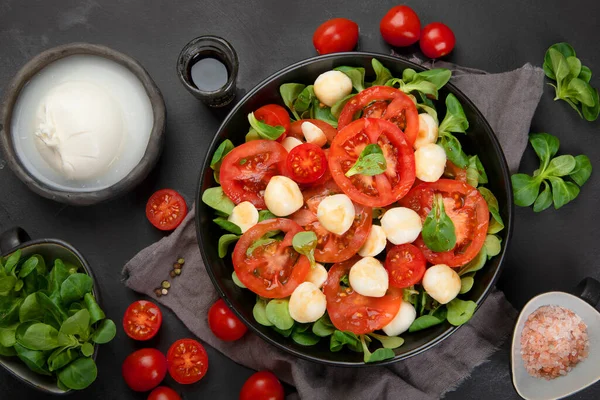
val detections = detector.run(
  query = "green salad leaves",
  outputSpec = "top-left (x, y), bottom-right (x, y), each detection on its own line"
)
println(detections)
top-left (422, 194), bottom-right (456, 252)
top-left (345, 144), bottom-right (387, 177)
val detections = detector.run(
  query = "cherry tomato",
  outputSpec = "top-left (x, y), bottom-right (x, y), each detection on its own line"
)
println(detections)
top-left (167, 339), bottom-right (209, 384)
top-left (122, 348), bottom-right (167, 392)
top-left (420, 22), bottom-right (456, 59)
top-left (208, 298), bottom-right (248, 341)
top-left (285, 143), bottom-right (327, 184)
top-left (385, 244), bottom-right (426, 288)
top-left (313, 18), bottom-right (359, 55)
top-left (123, 300), bottom-right (163, 341)
top-left (254, 104), bottom-right (291, 142)
top-left (380, 5), bottom-right (421, 47)
top-left (146, 189), bottom-right (188, 231)
top-left (148, 386), bottom-right (181, 400)
top-left (288, 119), bottom-right (338, 145)
top-left (239, 371), bottom-right (285, 400)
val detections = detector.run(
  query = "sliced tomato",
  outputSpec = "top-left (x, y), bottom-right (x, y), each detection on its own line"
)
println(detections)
top-left (399, 179), bottom-right (489, 267)
top-left (385, 244), bottom-right (426, 288)
top-left (285, 143), bottom-right (327, 184)
top-left (329, 118), bottom-right (415, 207)
top-left (443, 160), bottom-right (468, 182)
top-left (337, 86), bottom-right (419, 146)
top-left (123, 300), bottom-right (163, 341)
top-left (146, 189), bottom-right (188, 231)
top-left (288, 119), bottom-right (338, 145)
top-left (323, 257), bottom-right (402, 335)
top-left (219, 140), bottom-right (287, 209)
top-left (254, 104), bottom-right (291, 142)
top-left (166, 339), bottom-right (208, 384)
top-left (233, 219), bottom-right (310, 298)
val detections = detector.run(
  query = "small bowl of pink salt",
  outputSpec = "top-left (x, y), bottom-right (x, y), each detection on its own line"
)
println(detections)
top-left (511, 278), bottom-right (600, 400)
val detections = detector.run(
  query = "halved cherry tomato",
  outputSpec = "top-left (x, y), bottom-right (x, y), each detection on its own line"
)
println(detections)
top-left (337, 86), bottom-right (419, 146)
top-left (385, 244), bottom-right (426, 288)
top-left (122, 348), bottom-right (167, 392)
top-left (254, 104), bottom-right (291, 142)
top-left (233, 219), bottom-right (310, 298)
top-left (208, 299), bottom-right (247, 341)
top-left (148, 386), bottom-right (181, 400)
top-left (288, 119), bottom-right (338, 145)
top-left (399, 179), bottom-right (489, 267)
top-left (123, 300), bottom-right (163, 341)
top-left (146, 189), bottom-right (188, 231)
top-left (380, 5), bottom-right (421, 47)
top-left (420, 22), bottom-right (456, 59)
top-left (329, 118), bottom-right (416, 207)
top-left (239, 371), bottom-right (285, 400)
top-left (313, 18), bottom-right (359, 55)
top-left (167, 339), bottom-right (208, 384)
top-left (323, 256), bottom-right (402, 334)
top-left (220, 140), bottom-right (287, 209)
top-left (285, 143), bottom-right (327, 184)
top-left (443, 160), bottom-right (467, 182)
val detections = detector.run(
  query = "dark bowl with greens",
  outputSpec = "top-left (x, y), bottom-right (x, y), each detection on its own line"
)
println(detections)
top-left (196, 52), bottom-right (513, 366)
top-left (0, 227), bottom-right (115, 393)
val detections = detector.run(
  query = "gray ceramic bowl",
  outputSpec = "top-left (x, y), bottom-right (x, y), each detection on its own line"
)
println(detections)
top-left (0, 227), bottom-right (101, 395)
top-left (0, 43), bottom-right (166, 206)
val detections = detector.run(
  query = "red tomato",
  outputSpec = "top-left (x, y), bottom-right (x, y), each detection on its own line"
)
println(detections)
top-left (443, 160), bottom-right (468, 182)
top-left (313, 18), bottom-right (359, 55)
top-left (233, 219), bottom-right (310, 298)
top-left (123, 300), bottom-right (163, 341)
top-left (220, 140), bottom-right (287, 209)
top-left (148, 386), bottom-right (181, 400)
top-left (420, 22), bottom-right (456, 59)
top-left (208, 298), bottom-right (248, 341)
top-left (146, 189), bottom-right (188, 231)
top-left (254, 104), bottom-right (291, 142)
top-left (380, 5), bottom-right (421, 47)
top-left (385, 244), bottom-right (426, 288)
top-left (288, 119), bottom-right (338, 145)
top-left (399, 179), bottom-right (489, 267)
top-left (338, 86), bottom-right (419, 145)
top-left (324, 257), bottom-right (402, 335)
top-left (329, 118), bottom-right (416, 207)
top-left (239, 371), bottom-right (285, 400)
top-left (167, 339), bottom-right (209, 384)
top-left (122, 348), bottom-right (167, 392)
top-left (285, 143), bottom-right (327, 184)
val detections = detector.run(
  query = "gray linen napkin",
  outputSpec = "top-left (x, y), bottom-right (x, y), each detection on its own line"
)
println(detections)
top-left (123, 62), bottom-right (544, 400)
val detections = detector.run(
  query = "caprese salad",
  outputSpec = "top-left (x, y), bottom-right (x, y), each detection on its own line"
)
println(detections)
top-left (202, 58), bottom-right (504, 363)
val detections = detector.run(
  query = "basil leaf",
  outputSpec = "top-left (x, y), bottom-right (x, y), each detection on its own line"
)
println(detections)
top-left (280, 83), bottom-right (306, 120)
top-left (459, 275), bottom-right (475, 294)
top-left (579, 65), bottom-right (592, 83)
top-left (335, 66), bottom-right (365, 92)
top-left (213, 217), bottom-right (242, 235)
top-left (511, 174), bottom-right (541, 207)
top-left (16, 322), bottom-right (60, 351)
top-left (291, 327), bottom-right (320, 346)
top-left (292, 231), bottom-right (317, 268)
top-left (529, 133), bottom-right (560, 171)
top-left (439, 133), bottom-right (468, 168)
top-left (58, 357), bottom-right (97, 390)
top-left (210, 140), bottom-right (234, 170)
top-left (439, 94), bottom-right (468, 135)
top-left (253, 297), bottom-right (273, 327)
top-left (447, 299), bottom-right (476, 326)
top-left (218, 234), bottom-right (239, 258)
top-left (330, 330), bottom-right (362, 352)
top-left (312, 314), bottom-right (335, 337)
top-left (371, 59), bottom-right (393, 86)
top-left (484, 235), bottom-right (502, 259)
top-left (246, 238), bottom-right (277, 257)
top-left (345, 143), bottom-right (387, 177)
top-left (311, 101), bottom-right (338, 128)
top-left (570, 155), bottom-right (593, 186)
top-left (533, 181), bottom-right (553, 213)
top-left (548, 176), bottom-right (579, 209)
top-left (295, 85), bottom-right (315, 113)
top-left (422, 194), bottom-right (456, 252)
top-left (202, 186), bottom-right (235, 216)
top-left (90, 319), bottom-right (116, 344)
top-left (4, 250), bottom-right (21, 275)
top-left (368, 333), bottom-right (404, 349)
top-left (83, 293), bottom-right (105, 324)
top-left (265, 299), bottom-right (294, 330)
top-left (331, 94), bottom-right (355, 118)
top-left (18, 257), bottom-right (39, 279)
top-left (232, 271), bottom-right (246, 289)
top-left (582, 87), bottom-right (600, 122)
top-left (544, 155), bottom-right (576, 177)
top-left (248, 112), bottom-right (285, 141)
top-left (459, 247), bottom-right (488, 276)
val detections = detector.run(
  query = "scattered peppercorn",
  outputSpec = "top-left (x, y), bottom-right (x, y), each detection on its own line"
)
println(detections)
top-left (174, 268), bottom-right (182, 276)
top-left (170, 270), bottom-right (177, 278)
top-left (161, 280), bottom-right (171, 289)
top-left (161, 288), bottom-right (168, 296)
top-left (154, 288), bottom-right (162, 297)
top-left (173, 262), bottom-right (181, 269)
top-left (177, 258), bottom-right (185, 265)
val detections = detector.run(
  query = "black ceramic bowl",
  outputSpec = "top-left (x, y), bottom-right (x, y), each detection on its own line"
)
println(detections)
top-left (196, 52), bottom-right (513, 366)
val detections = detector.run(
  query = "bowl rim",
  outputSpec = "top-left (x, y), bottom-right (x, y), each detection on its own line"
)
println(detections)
top-left (195, 51), bottom-right (514, 366)
top-left (0, 42), bottom-right (166, 206)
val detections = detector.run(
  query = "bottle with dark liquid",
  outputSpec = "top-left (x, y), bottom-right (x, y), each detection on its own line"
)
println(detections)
top-left (189, 55), bottom-right (228, 92)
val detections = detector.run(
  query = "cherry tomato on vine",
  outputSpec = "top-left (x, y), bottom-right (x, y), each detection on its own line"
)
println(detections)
top-left (313, 18), bottom-right (359, 54)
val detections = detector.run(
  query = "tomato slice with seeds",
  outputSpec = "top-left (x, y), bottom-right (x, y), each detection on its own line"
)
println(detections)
top-left (123, 300), bottom-right (163, 341)
top-left (285, 143), bottom-right (327, 184)
top-left (254, 104), bottom-right (291, 142)
top-left (399, 179), bottom-right (489, 267)
top-left (329, 118), bottom-right (415, 207)
top-left (323, 256), bottom-right (402, 335)
top-left (220, 140), bottom-right (287, 209)
top-left (443, 160), bottom-right (468, 182)
top-left (233, 219), bottom-right (310, 298)
top-left (385, 244), bottom-right (426, 288)
top-left (146, 189), bottom-right (188, 231)
top-left (288, 119), bottom-right (338, 145)
top-left (167, 339), bottom-right (208, 384)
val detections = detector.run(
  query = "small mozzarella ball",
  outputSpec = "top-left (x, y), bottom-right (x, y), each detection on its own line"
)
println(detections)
top-left (304, 263), bottom-right (328, 288)
top-left (282, 136), bottom-right (303, 152)
top-left (317, 194), bottom-right (355, 235)
top-left (349, 257), bottom-right (389, 298)
top-left (264, 175), bottom-right (303, 216)
top-left (301, 122), bottom-right (327, 147)
top-left (288, 282), bottom-right (327, 323)
top-left (313, 70), bottom-right (353, 107)
top-left (382, 300), bottom-right (417, 336)
top-left (414, 113), bottom-right (439, 149)
top-left (358, 225), bottom-right (387, 257)
top-left (415, 143), bottom-right (447, 182)
top-left (422, 264), bottom-right (461, 305)
top-left (228, 201), bottom-right (259, 233)
top-left (380, 207), bottom-right (422, 245)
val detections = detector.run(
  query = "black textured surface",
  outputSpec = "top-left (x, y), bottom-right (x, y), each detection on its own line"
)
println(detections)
top-left (0, 0), bottom-right (598, 399)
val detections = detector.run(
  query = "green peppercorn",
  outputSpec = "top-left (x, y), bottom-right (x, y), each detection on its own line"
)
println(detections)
top-left (161, 280), bottom-right (171, 289)
top-left (174, 268), bottom-right (182, 276)
top-left (177, 258), bottom-right (185, 265)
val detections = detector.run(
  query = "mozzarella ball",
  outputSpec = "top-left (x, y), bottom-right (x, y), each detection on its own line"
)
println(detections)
top-left (282, 136), bottom-right (303, 152)
top-left (414, 113), bottom-right (439, 149)
top-left (382, 300), bottom-right (417, 336)
top-left (380, 207), bottom-right (422, 245)
top-left (228, 201), bottom-right (259, 233)
top-left (304, 263), bottom-right (328, 288)
top-left (264, 175), bottom-right (303, 216)
top-left (301, 121), bottom-right (327, 147)
top-left (349, 257), bottom-right (389, 298)
top-left (288, 282), bottom-right (327, 323)
top-left (313, 70), bottom-right (353, 107)
top-left (358, 225), bottom-right (387, 257)
top-left (316, 194), bottom-right (355, 235)
top-left (415, 143), bottom-right (447, 182)
top-left (422, 264), bottom-right (461, 305)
